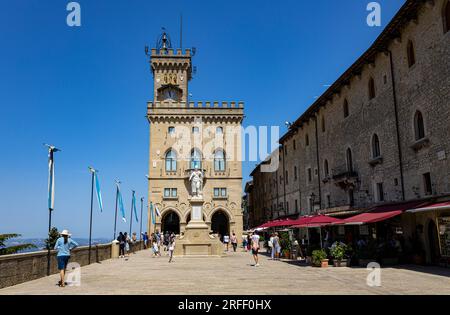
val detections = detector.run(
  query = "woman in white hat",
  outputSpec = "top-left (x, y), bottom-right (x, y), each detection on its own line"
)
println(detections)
top-left (54, 229), bottom-right (78, 287)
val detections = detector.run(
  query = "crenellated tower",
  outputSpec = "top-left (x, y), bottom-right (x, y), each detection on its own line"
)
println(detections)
top-left (147, 31), bottom-right (192, 103)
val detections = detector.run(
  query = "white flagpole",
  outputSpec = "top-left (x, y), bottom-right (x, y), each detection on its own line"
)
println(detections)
top-left (44, 144), bottom-right (60, 276)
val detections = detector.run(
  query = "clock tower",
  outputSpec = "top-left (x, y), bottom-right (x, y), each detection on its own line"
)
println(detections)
top-left (145, 30), bottom-right (244, 256)
top-left (147, 32), bottom-right (192, 103)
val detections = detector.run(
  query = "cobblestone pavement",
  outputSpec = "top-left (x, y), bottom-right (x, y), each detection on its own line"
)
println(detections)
top-left (1, 249), bottom-right (450, 295)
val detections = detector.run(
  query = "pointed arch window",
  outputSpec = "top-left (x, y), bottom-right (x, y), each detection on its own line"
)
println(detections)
top-left (372, 134), bottom-right (381, 158)
top-left (165, 149), bottom-right (177, 172)
top-left (214, 149), bottom-right (226, 172)
top-left (414, 111), bottom-right (426, 140)
top-left (191, 149), bottom-right (202, 169)
top-left (407, 40), bottom-right (416, 67)
top-left (305, 134), bottom-right (310, 146)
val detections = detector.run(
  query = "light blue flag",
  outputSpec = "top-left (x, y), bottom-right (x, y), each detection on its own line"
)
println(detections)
top-left (150, 202), bottom-right (155, 225)
top-left (117, 184), bottom-right (126, 222)
top-left (94, 172), bottom-right (103, 212)
top-left (132, 191), bottom-right (138, 222)
top-left (47, 150), bottom-right (55, 210)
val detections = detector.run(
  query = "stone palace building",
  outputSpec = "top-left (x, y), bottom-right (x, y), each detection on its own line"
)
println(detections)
top-left (145, 33), bottom-right (244, 239)
top-left (247, 0), bottom-right (450, 264)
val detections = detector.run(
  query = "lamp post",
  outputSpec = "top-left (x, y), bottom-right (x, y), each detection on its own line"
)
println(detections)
top-left (88, 167), bottom-right (97, 265)
top-left (44, 144), bottom-right (60, 276)
top-left (113, 180), bottom-right (121, 241)
top-left (129, 190), bottom-right (135, 236)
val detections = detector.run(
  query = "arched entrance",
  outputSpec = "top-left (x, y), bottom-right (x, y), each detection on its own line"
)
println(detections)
top-left (211, 210), bottom-right (229, 241)
top-left (428, 220), bottom-right (440, 264)
top-left (161, 211), bottom-right (180, 235)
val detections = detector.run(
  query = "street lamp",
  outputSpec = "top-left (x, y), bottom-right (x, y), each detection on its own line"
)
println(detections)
top-left (139, 197), bottom-right (144, 249)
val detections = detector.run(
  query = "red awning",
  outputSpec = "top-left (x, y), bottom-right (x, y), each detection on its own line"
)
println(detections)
top-left (264, 218), bottom-right (297, 228)
top-left (254, 218), bottom-right (297, 229)
top-left (292, 215), bottom-right (344, 227)
top-left (407, 201), bottom-right (450, 213)
top-left (338, 200), bottom-right (427, 225)
top-left (339, 210), bottom-right (403, 225)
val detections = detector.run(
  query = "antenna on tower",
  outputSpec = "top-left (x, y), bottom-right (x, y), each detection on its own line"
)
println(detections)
top-left (180, 13), bottom-right (183, 50)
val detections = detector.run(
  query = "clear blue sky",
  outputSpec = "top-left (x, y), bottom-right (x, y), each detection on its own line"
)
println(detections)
top-left (0, 0), bottom-right (405, 238)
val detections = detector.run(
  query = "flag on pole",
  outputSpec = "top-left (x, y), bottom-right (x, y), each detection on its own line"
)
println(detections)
top-left (93, 172), bottom-right (103, 212)
top-left (117, 183), bottom-right (126, 222)
top-left (155, 204), bottom-right (161, 217)
top-left (47, 149), bottom-right (55, 210)
top-left (150, 202), bottom-right (155, 225)
top-left (132, 191), bottom-right (138, 222)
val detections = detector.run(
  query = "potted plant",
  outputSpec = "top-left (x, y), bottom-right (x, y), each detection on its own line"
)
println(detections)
top-left (312, 249), bottom-right (328, 267)
top-left (329, 241), bottom-right (348, 267)
top-left (279, 232), bottom-right (292, 259)
top-left (306, 244), bottom-right (320, 264)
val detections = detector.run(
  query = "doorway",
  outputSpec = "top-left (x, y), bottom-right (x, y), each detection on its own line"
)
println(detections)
top-left (427, 219), bottom-right (440, 264)
top-left (161, 211), bottom-right (180, 235)
top-left (211, 210), bottom-right (229, 242)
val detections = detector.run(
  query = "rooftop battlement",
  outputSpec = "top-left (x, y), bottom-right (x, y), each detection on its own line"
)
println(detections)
top-left (150, 48), bottom-right (191, 58)
top-left (147, 101), bottom-right (244, 109)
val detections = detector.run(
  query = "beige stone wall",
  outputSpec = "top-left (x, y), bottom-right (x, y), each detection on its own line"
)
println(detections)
top-left (147, 102), bottom-right (244, 237)
top-left (147, 47), bottom-right (244, 238)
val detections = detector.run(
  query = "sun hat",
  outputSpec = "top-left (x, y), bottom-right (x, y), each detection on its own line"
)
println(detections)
top-left (60, 229), bottom-right (71, 236)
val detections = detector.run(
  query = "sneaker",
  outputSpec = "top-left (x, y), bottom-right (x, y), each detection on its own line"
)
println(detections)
top-left (255, 263), bottom-right (260, 267)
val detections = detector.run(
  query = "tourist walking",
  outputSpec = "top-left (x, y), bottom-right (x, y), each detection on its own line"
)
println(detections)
top-left (168, 238), bottom-right (175, 263)
top-left (251, 232), bottom-right (260, 267)
top-left (142, 232), bottom-right (148, 249)
top-left (247, 234), bottom-right (252, 252)
top-left (269, 233), bottom-right (275, 259)
top-left (117, 232), bottom-right (126, 258)
top-left (230, 232), bottom-right (238, 252)
top-left (273, 232), bottom-right (281, 260)
top-left (124, 232), bottom-right (130, 257)
top-left (223, 234), bottom-right (230, 251)
top-left (242, 234), bottom-right (247, 251)
top-left (151, 233), bottom-right (160, 257)
top-left (54, 229), bottom-right (78, 287)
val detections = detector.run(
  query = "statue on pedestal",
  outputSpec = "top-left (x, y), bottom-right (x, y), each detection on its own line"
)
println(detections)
top-left (189, 168), bottom-right (204, 198)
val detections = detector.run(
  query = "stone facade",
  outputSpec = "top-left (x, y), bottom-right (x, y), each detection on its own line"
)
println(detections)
top-left (146, 42), bottom-right (244, 239)
top-left (248, 0), bottom-right (450, 261)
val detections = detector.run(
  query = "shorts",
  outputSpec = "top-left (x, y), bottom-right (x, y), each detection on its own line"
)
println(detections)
top-left (252, 248), bottom-right (259, 255)
top-left (57, 255), bottom-right (70, 270)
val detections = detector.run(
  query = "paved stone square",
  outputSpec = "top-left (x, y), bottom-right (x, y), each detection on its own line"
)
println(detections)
top-left (1, 248), bottom-right (450, 295)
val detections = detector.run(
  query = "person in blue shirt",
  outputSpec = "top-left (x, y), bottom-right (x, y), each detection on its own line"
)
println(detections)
top-left (54, 229), bottom-right (78, 287)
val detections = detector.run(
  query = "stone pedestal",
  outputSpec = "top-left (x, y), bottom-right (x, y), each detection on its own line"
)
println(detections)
top-left (174, 197), bottom-right (224, 257)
